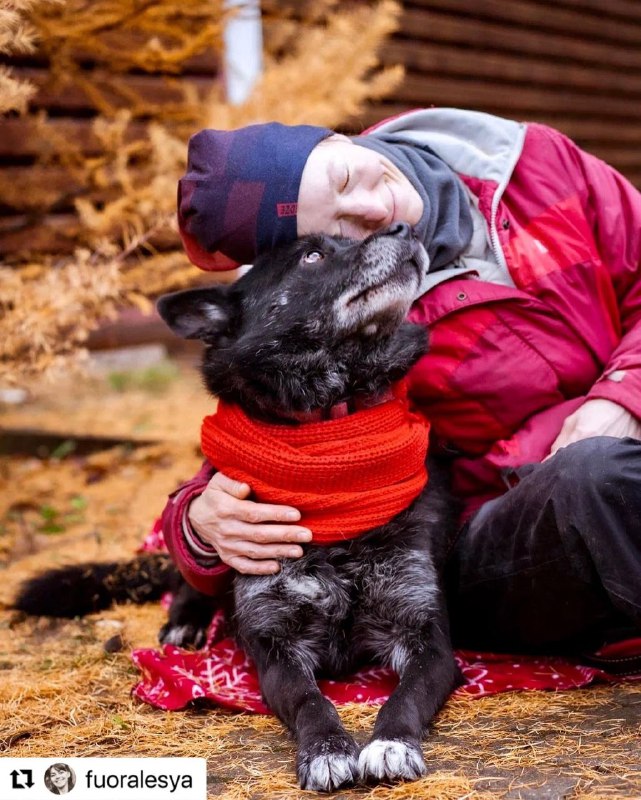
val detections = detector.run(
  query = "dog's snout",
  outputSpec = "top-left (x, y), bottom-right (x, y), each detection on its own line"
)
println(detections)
top-left (361, 222), bottom-right (415, 249)
top-left (387, 222), bottom-right (413, 241)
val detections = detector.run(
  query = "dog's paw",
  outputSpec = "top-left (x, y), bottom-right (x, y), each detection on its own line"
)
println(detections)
top-left (158, 622), bottom-right (207, 649)
top-left (297, 734), bottom-right (360, 792)
top-left (358, 738), bottom-right (426, 784)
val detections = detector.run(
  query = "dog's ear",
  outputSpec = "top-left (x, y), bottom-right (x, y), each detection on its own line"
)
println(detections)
top-left (156, 287), bottom-right (238, 341)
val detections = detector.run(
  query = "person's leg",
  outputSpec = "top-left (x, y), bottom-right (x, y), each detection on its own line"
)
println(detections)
top-left (446, 436), bottom-right (641, 653)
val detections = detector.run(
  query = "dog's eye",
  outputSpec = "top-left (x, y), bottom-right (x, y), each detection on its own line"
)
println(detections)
top-left (302, 250), bottom-right (324, 265)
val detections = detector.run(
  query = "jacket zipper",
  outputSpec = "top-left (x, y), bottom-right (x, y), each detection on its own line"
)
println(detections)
top-left (489, 124), bottom-right (527, 273)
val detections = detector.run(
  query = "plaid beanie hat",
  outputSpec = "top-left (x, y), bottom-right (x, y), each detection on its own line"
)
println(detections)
top-left (178, 122), bottom-right (333, 270)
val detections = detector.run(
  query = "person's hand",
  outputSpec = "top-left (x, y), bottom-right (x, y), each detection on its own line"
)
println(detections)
top-left (187, 472), bottom-right (312, 575)
top-left (547, 398), bottom-right (641, 459)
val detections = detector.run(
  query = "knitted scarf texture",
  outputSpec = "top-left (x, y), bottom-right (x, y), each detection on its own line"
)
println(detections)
top-left (200, 383), bottom-right (429, 544)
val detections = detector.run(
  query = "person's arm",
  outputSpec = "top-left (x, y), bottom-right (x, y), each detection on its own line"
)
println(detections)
top-left (161, 461), bottom-right (231, 596)
top-left (533, 126), bottom-right (641, 453)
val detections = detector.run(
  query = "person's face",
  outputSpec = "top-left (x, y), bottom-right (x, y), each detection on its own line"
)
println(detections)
top-left (50, 767), bottom-right (69, 789)
top-left (297, 136), bottom-right (424, 240)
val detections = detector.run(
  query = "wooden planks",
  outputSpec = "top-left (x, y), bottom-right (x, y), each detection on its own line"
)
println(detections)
top-left (18, 68), bottom-right (215, 114)
top-left (397, 8), bottom-right (641, 71)
top-left (0, 213), bottom-right (83, 258)
top-left (0, 212), bottom-right (181, 259)
top-left (355, 1), bottom-right (641, 191)
top-left (536, 0), bottom-right (641, 23)
top-left (0, 50), bottom-right (214, 257)
top-left (396, 75), bottom-right (638, 119)
top-left (0, 117), bottom-right (150, 158)
top-left (382, 40), bottom-right (641, 100)
top-left (405, 0), bottom-right (641, 46)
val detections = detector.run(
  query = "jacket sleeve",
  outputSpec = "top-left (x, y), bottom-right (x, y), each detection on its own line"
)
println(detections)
top-left (543, 126), bottom-right (641, 419)
top-left (161, 460), bottom-right (233, 597)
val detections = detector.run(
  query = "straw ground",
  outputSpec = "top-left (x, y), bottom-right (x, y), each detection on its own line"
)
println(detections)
top-left (1, 359), bottom-right (640, 799)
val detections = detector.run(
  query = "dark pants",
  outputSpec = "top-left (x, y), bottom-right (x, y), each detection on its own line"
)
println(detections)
top-left (446, 436), bottom-right (641, 654)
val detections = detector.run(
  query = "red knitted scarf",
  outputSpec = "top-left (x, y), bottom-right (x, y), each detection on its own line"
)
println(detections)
top-left (200, 382), bottom-right (429, 544)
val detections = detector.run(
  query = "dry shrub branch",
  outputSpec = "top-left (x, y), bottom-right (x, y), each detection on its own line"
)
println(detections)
top-left (0, 0), bottom-right (403, 383)
top-left (0, 0), bottom-right (45, 113)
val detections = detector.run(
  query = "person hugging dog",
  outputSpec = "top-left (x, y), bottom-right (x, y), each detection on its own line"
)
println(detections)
top-left (164, 108), bottom-right (641, 663)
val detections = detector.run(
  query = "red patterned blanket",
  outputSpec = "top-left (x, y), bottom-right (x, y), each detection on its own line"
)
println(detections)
top-left (131, 524), bottom-right (641, 713)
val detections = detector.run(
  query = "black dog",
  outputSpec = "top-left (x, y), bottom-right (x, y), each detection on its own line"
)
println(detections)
top-left (16, 224), bottom-right (460, 791)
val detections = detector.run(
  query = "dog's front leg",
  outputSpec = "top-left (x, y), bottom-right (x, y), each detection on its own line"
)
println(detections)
top-left (359, 611), bottom-right (459, 784)
top-left (252, 645), bottom-right (360, 792)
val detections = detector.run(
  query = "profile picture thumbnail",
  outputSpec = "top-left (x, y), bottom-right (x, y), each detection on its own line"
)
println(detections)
top-left (44, 763), bottom-right (76, 795)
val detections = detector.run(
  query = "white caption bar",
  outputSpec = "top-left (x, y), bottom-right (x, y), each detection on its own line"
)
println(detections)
top-left (0, 758), bottom-right (207, 800)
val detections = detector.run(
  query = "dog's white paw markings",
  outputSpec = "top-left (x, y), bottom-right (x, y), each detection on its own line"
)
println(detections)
top-left (298, 738), bottom-right (359, 792)
top-left (302, 752), bottom-right (358, 792)
top-left (358, 738), bottom-right (426, 783)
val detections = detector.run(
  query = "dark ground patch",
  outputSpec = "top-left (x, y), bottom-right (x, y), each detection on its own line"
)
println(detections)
top-left (198, 684), bottom-right (641, 799)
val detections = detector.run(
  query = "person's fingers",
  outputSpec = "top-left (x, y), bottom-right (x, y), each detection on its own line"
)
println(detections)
top-left (231, 523), bottom-right (312, 544)
top-left (208, 471), bottom-right (252, 499)
top-left (188, 472), bottom-right (310, 572)
top-left (546, 416), bottom-right (575, 460)
top-left (227, 556), bottom-right (282, 575)
top-left (231, 539), bottom-right (307, 562)
top-left (234, 498), bottom-right (303, 524)
top-left (205, 472), bottom-right (302, 523)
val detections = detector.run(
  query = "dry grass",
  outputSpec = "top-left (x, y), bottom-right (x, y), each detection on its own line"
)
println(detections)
top-left (2, 365), bottom-right (641, 798)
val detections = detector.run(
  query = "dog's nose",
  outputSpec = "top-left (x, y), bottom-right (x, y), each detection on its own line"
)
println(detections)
top-left (386, 222), bottom-right (413, 240)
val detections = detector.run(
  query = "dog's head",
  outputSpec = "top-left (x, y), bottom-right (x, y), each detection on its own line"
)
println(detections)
top-left (158, 224), bottom-right (429, 419)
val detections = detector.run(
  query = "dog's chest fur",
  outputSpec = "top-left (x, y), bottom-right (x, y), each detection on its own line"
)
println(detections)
top-left (233, 489), bottom-right (444, 677)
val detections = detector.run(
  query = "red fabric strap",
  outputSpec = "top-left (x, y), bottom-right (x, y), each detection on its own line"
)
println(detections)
top-left (200, 382), bottom-right (429, 543)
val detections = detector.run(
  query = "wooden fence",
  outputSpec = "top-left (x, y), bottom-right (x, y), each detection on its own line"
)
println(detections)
top-left (357, 0), bottom-right (641, 185)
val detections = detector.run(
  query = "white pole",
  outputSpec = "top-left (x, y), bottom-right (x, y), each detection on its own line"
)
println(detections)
top-left (223, 0), bottom-right (264, 106)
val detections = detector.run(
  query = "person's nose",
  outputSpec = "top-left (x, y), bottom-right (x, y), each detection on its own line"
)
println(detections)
top-left (342, 191), bottom-right (389, 226)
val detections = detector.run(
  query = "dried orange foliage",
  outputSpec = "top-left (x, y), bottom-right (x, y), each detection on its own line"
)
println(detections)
top-left (208, 0), bottom-right (404, 129)
top-left (0, 0), bottom-right (46, 113)
top-left (0, 0), bottom-right (403, 382)
top-left (0, 63), bottom-right (35, 114)
top-left (31, 0), bottom-right (226, 120)
top-left (34, 0), bottom-right (224, 74)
